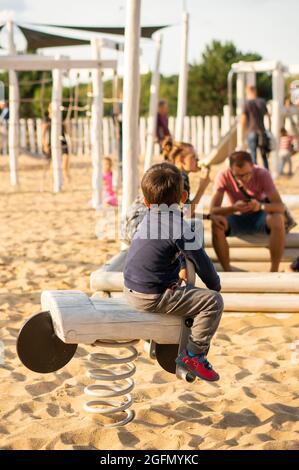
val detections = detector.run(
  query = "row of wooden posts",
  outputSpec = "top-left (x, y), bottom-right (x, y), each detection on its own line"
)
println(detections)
top-left (0, 108), bottom-right (233, 158)
top-left (1, 110), bottom-right (297, 159)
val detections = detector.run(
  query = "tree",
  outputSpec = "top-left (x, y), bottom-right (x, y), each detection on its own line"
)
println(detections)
top-left (187, 40), bottom-right (271, 116)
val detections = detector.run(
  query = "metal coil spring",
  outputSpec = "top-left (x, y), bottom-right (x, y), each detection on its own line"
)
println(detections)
top-left (84, 339), bottom-right (139, 427)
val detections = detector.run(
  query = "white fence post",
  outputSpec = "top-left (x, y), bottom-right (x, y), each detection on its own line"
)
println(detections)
top-left (90, 38), bottom-right (104, 208)
top-left (51, 62), bottom-right (63, 192)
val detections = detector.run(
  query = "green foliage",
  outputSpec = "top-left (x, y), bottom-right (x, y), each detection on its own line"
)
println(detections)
top-left (186, 40), bottom-right (268, 116)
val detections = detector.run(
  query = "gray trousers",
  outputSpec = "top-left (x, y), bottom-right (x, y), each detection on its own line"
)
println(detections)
top-left (124, 285), bottom-right (223, 356)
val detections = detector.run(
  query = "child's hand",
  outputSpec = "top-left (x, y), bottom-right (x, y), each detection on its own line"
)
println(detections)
top-left (179, 268), bottom-right (188, 284)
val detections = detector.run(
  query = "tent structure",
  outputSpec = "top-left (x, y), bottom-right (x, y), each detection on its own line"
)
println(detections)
top-left (31, 23), bottom-right (169, 40)
top-left (17, 26), bottom-right (91, 50)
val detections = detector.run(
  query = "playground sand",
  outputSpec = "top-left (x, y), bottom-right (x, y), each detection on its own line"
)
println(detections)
top-left (0, 153), bottom-right (298, 450)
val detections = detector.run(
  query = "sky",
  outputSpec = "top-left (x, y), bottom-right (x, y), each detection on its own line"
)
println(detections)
top-left (0, 0), bottom-right (298, 80)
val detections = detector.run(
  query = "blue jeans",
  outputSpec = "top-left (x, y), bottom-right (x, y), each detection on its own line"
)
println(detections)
top-left (226, 211), bottom-right (269, 237)
top-left (248, 132), bottom-right (269, 169)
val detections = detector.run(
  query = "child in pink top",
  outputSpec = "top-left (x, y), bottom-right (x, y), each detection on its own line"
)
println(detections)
top-left (102, 157), bottom-right (118, 206)
top-left (279, 128), bottom-right (295, 176)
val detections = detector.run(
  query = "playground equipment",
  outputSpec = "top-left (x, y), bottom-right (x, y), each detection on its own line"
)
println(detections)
top-left (17, 247), bottom-right (299, 427)
top-left (0, 38), bottom-right (118, 203)
top-left (227, 60), bottom-right (299, 178)
top-left (90, 252), bottom-right (299, 312)
top-left (17, 289), bottom-right (196, 427)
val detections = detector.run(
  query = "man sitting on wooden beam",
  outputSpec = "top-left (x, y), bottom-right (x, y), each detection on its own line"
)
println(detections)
top-left (210, 151), bottom-right (285, 272)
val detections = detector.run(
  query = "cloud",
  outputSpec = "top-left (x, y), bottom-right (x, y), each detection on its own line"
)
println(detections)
top-left (0, 0), bottom-right (27, 11)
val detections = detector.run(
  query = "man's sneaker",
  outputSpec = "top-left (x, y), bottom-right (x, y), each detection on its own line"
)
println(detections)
top-left (175, 349), bottom-right (220, 382)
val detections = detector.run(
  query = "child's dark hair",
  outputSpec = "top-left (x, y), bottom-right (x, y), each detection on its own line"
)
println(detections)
top-left (229, 151), bottom-right (253, 168)
top-left (141, 162), bottom-right (183, 206)
top-left (281, 127), bottom-right (287, 136)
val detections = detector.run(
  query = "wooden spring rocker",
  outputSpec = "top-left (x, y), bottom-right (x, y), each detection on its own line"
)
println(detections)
top-left (17, 286), bottom-right (197, 427)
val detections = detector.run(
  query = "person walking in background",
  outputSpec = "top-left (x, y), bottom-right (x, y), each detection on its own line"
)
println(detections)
top-left (41, 102), bottom-right (71, 185)
top-left (112, 93), bottom-right (123, 166)
top-left (156, 99), bottom-right (171, 150)
top-left (0, 101), bottom-right (9, 155)
top-left (0, 101), bottom-right (9, 123)
top-left (241, 85), bottom-right (271, 169)
top-left (279, 127), bottom-right (294, 176)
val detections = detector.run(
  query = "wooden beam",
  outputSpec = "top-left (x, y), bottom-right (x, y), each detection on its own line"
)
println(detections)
top-left (206, 247), bottom-right (297, 262)
top-left (41, 290), bottom-right (182, 345)
top-left (0, 56), bottom-right (117, 71)
top-left (222, 293), bottom-right (298, 313)
top-left (90, 270), bottom-right (299, 294)
top-left (203, 232), bottom-right (299, 248)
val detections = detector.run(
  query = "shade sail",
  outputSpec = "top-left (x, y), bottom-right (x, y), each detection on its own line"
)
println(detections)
top-left (18, 26), bottom-right (90, 50)
top-left (32, 23), bottom-right (169, 39)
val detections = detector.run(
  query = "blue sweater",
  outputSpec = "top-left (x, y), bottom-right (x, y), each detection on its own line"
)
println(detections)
top-left (124, 207), bottom-right (221, 294)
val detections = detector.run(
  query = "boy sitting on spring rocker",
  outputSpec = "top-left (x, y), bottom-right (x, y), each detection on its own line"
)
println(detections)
top-left (124, 163), bottom-right (223, 382)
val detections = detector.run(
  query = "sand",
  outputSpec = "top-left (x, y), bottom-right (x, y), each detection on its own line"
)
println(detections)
top-left (0, 153), bottom-right (298, 450)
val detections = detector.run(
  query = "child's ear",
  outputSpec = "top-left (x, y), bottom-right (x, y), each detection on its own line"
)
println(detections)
top-left (180, 190), bottom-right (188, 204)
top-left (144, 197), bottom-right (151, 208)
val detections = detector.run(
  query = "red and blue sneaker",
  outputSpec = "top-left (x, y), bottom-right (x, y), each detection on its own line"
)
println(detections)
top-left (175, 349), bottom-right (220, 382)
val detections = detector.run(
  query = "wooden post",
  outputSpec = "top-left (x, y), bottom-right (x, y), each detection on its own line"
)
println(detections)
top-left (103, 117), bottom-right (110, 155)
top-left (71, 119), bottom-right (78, 155)
top-left (36, 118), bottom-right (43, 155)
top-left (183, 115), bottom-right (190, 142)
top-left (122, 0), bottom-right (141, 220)
top-left (221, 104), bottom-right (231, 136)
top-left (196, 116), bottom-right (204, 157)
top-left (90, 38), bottom-right (104, 209)
top-left (190, 116), bottom-right (197, 148)
top-left (236, 72), bottom-right (246, 149)
top-left (27, 118), bottom-right (36, 154)
top-left (83, 117), bottom-right (90, 156)
top-left (144, 33), bottom-right (162, 171)
top-left (175, 12), bottom-right (189, 141)
top-left (272, 64), bottom-right (285, 178)
top-left (204, 116), bottom-right (211, 156)
top-left (168, 116), bottom-right (175, 136)
top-left (212, 115), bottom-right (220, 147)
top-left (19, 118), bottom-right (27, 150)
top-left (77, 118), bottom-right (83, 155)
top-left (139, 116), bottom-right (146, 158)
top-left (51, 61), bottom-right (63, 193)
top-left (7, 20), bottom-right (19, 186)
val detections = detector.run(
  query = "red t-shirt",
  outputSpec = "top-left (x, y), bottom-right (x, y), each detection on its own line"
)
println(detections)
top-left (214, 165), bottom-right (276, 204)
